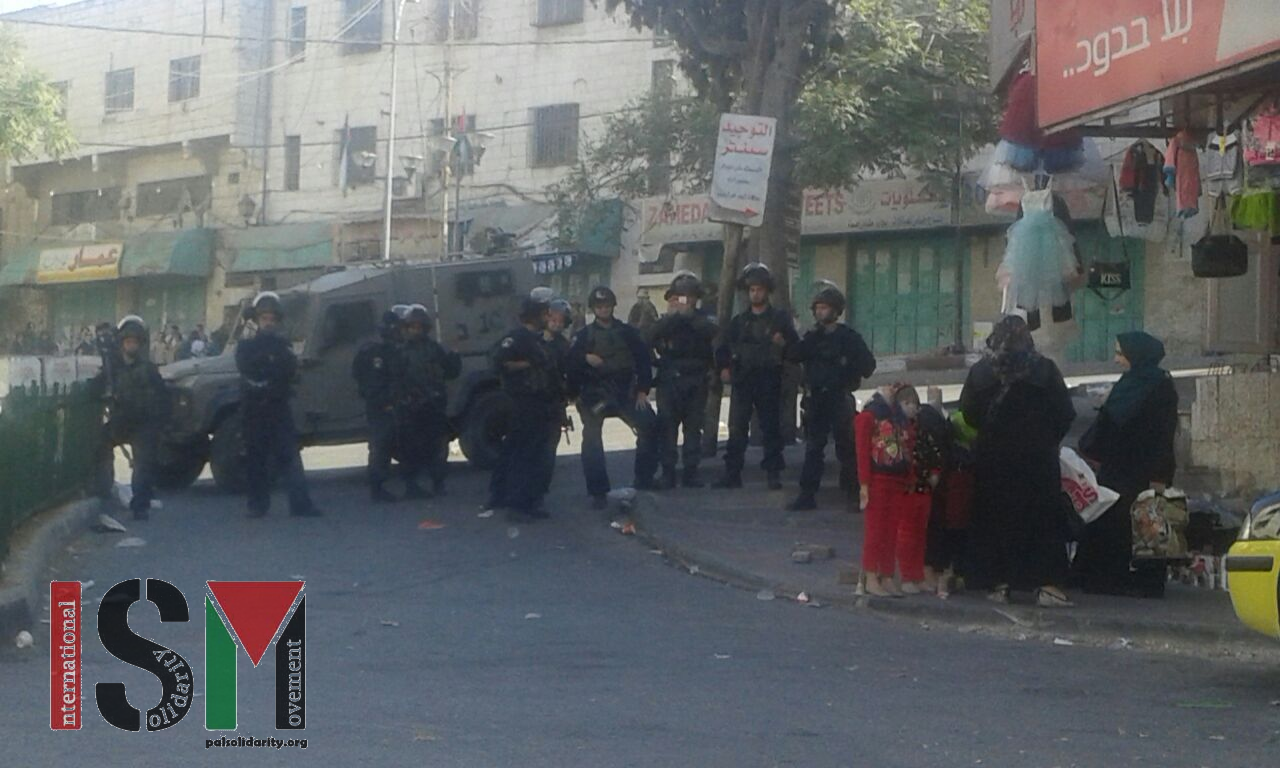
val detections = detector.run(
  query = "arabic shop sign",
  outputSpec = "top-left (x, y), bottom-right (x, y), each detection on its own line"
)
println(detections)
top-left (36, 243), bottom-right (123, 284)
top-left (709, 114), bottom-right (777, 228)
top-left (1037, 0), bottom-right (1280, 130)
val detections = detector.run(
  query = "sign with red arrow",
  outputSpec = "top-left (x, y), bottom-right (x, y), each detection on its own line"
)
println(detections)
top-left (709, 113), bottom-right (777, 228)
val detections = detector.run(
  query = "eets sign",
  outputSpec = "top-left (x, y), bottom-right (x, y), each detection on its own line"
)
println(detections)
top-left (50, 579), bottom-right (306, 732)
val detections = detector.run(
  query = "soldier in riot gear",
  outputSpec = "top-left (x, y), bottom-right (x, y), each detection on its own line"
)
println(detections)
top-left (490, 295), bottom-right (561, 519)
top-left (236, 291), bottom-right (320, 518)
top-left (713, 263), bottom-right (799, 490)
top-left (568, 286), bottom-right (659, 509)
top-left (396, 303), bottom-right (462, 498)
top-left (538, 296), bottom-right (574, 496)
top-left (786, 282), bottom-right (877, 511)
top-left (98, 315), bottom-right (168, 520)
top-left (352, 306), bottom-right (406, 503)
top-left (647, 271), bottom-right (717, 489)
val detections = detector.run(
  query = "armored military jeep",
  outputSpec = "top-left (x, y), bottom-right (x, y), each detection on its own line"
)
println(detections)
top-left (153, 257), bottom-right (534, 492)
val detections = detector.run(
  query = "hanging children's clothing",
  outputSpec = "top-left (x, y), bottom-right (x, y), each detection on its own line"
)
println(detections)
top-left (1164, 130), bottom-right (1202, 218)
top-left (998, 189), bottom-right (1078, 317)
top-left (1245, 106), bottom-right (1280, 167)
top-left (1203, 132), bottom-right (1243, 198)
top-left (1118, 141), bottom-right (1165, 224)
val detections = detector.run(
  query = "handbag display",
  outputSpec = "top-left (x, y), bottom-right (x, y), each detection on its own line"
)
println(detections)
top-left (1192, 195), bottom-right (1248, 278)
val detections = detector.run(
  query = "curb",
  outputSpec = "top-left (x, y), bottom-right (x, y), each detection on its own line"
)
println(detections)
top-left (0, 498), bottom-right (99, 640)
top-left (628, 495), bottom-right (1271, 652)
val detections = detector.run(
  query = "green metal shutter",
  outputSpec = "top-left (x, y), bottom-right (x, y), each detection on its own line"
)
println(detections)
top-left (848, 234), bottom-right (965, 356)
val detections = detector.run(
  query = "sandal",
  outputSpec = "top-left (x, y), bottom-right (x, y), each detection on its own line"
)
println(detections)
top-left (1036, 588), bottom-right (1075, 608)
top-left (986, 584), bottom-right (1010, 604)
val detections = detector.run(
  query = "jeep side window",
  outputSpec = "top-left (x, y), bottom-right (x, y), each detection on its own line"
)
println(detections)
top-left (319, 301), bottom-right (375, 351)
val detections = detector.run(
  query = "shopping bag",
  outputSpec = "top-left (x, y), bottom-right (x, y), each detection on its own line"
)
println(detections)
top-left (1059, 447), bottom-right (1121, 524)
top-left (1131, 489), bottom-right (1190, 558)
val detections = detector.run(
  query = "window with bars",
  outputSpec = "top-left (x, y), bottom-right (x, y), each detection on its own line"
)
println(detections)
top-left (135, 176), bottom-right (212, 217)
top-left (341, 0), bottom-right (384, 54)
top-left (104, 68), bottom-right (134, 114)
top-left (289, 7), bottom-right (308, 58)
top-left (285, 136), bottom-right (302, 191)
top-left (168, 56), bottom-right (201, 102)
top-left (50, 188), bottom-right (123, 226)
top-left (530, 104), bottom-right (578, 168)
top-left (534, 0), bottom-right (582, 27)
top-left (339, 126), bottom-right (378, 186)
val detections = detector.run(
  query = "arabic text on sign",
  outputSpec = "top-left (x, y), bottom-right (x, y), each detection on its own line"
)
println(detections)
top-left (1063, 0), bottom-right (1192, 80)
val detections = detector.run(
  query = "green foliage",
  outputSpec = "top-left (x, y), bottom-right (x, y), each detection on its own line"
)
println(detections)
top-left (0, 28), bottom-right (75, 161)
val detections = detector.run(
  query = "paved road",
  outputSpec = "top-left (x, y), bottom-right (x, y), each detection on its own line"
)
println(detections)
top-left (3, 447), bottom-right (1279, 768)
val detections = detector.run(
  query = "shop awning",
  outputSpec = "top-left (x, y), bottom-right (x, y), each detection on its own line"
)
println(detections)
top-left (121, 228), bottom-right (215, 279)
top-left (0, 245), bottom-right (40, 287)
top-left (222, 221), bottom-right (335, 273)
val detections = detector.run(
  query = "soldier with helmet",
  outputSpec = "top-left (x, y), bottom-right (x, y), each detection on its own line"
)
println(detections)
top-left (714, 263), bottom-right (799, 490)
top-left (786, 281), bottom-right (877, 511)
top-left (99, 315), bottom-right (168, 520)
top-left (236, 291), bottom-right (321, 518)
top-left (567, 285), bottom-right (659, 509)
top-left (489, 294), bottom-right (560, 519)
top-left (352, 304), bottom-right (407, 503)
top-left (396, 303), bottom-right (462, 499)
top-left (646, 271), bottom-right (718, 489)
top-left (538, 295), bottom-right (574, 496)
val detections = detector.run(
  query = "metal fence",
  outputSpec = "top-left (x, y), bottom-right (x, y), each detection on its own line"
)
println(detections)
top-left (0, 383), bottom-right (103, 561)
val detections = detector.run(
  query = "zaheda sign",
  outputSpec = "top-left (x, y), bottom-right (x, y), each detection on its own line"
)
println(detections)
top-left (50, 579), bottom-right (306, 732)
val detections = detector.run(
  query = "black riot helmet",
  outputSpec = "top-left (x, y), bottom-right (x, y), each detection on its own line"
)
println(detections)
top-left (379, 308), bottom-right (402, 340)
top-left (519, 296), bottom-right (550, 326)
top-left (665, 270), bottom-right (704, 301)
top-left (548, 298), bottom-right (573, 326)
top-left (737, 262), bottom-right (774, 291)
top-left (404, 303), bottom-right (433, 331)
top-left (810, 281), bottom-right (847, 318)
top-left (248, 291), bottom-right (284, 321)
top-left (115, 314), bottom-right (148, 342)
top-left (587, 285), bottom-right (617, 308)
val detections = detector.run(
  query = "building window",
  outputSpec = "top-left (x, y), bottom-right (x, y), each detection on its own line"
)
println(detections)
top-left (341, 0), bottom-right (384, 54)
top-left (289, 7), bottom-right (308, 58)
top-left (531, 103), bottom-right (578, 168)
top-left (534, 0), bottom-right (582, 27)
top-left (50, 188), bottom-right (123, 226)
top-left (285, 135), bottom-right (302, 191)
top-left (104, 68), bottom-right (134, 114)
top-left (50, 81), bottom-right (69, 118)
top-left (338, 125), bottom-right (377, 187)
top-left (135, 176), bottom-right (212, 217)
top-left (168, 56), bottom-right (201, 102)
top-left (436, 0), bottom-right (478, 40)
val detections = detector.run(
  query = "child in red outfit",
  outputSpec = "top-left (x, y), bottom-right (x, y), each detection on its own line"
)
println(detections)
top-left (855, 386), bottom-right (911, 598)
top-left (896, 387), bottom-right (945, 595)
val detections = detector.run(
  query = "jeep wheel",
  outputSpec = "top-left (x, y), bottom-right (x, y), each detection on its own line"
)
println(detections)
top-left (459, 390), bottom-right (511, 471)
top-left (209, 411), bottom-right (248, 494)
top-left (154, 437), bottom-right (209, 490)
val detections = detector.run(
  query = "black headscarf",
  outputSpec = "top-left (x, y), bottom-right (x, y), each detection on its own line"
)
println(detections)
top-left (1102, 331), bottom-right (1168, 427)
top-left (987, 315), bottom-right (1038, 384)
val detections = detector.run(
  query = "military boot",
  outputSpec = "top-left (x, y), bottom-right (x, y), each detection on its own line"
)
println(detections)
top-left (681, 467), bottom-right (705, 488)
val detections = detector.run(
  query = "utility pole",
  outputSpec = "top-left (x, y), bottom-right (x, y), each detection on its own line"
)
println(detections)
top-left (439, 0), bottom-right (453, 261)
top-left (382, 0), bottom-right (415, 261)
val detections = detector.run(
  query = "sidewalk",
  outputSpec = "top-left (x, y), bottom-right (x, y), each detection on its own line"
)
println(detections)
top-left (621, 444), bottom-right (1275, 657)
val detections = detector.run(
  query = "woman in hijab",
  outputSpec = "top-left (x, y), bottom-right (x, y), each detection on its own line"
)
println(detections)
top-left (960, 316), bottom-right (1077, 607)
top-left (1074, 332), bottom-right (1178, 596)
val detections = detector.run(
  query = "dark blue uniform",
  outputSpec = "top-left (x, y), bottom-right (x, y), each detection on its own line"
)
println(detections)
top-left (491, 326), bottom-right (560, 514)
top-left (352, 338), bottom-right (401, 496)
top-left (397, 337), bottom-right (461, 495)
top-left (648, 311), bottom-right (717, 483)
top-left (101, 353), bottom-right (167, 517)
top-left (236, 330), bottom-right (316, 517)
top-left (538, 332), bottom-right (571, 496)
top-left (567, 319), bottom-right (658, 497)
top-left (790, 323), bottom-right (876, 497)
top-left (716, 305), bottom-right (799, 480)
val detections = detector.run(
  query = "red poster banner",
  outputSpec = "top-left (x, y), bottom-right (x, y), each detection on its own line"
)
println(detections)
top-left (49, 581), bottom-right (82, 730)
top-left (1037, 0), bottom-right (1280, 129)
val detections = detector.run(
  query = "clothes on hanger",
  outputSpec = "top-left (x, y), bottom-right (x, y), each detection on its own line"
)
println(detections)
top-left (1230, 188), bottom-right (1280, 235)
top-left (1203, 132), bottom-right (1243, 198)
top-left (1164, 130), bottom-right (1201, 218)
top-left (1245, 106), bottom-right (1280, 166)
top-left (998, 189), bottom-right (1079, 319)
top-left (1118, 141), bottom-right (1165, 223)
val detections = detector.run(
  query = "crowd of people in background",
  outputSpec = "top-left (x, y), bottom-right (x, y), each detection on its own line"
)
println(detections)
top-left (4, 320), bottom-right (222, 361)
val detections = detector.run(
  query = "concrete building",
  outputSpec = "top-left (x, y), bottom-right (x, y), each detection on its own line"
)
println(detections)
top-left (0, 0), bottom-right (675, 343)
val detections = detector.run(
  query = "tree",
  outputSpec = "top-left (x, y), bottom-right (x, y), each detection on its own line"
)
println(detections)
top-left (587, 0), bottom-right (994, 315)
top-left (0, 29), bottom-right (75, 161)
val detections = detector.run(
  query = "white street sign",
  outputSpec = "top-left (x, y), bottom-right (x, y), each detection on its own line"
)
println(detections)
top-left (709, 114), bottom-right (777, 228)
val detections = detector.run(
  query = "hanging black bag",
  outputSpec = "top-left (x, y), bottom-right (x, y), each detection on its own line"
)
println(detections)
top-left (1193, 195), bottom-right (1248, 278)
top-left (1089, 172), bottom-right (1133, 300)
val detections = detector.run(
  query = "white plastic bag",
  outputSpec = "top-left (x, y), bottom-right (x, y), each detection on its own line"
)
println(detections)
top-left (1059, 447), bottom-right (1120, 524)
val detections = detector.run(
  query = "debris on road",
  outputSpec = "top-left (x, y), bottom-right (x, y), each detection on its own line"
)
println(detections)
top-left (417, 519), bottom-right (446, 530)
top-left (796, 591), bottom-right (811, 603)
top-left (380, 620), bottom-right (400, 628)
top-left (95, 514), bottom-right (127, 533)
top-left (15, 630), bottom-right (33, 649)
top-left (714, 653), bottom-right (731, 660)
top-left (477, 510), bottom-right (495, 519)
top-left (756, 589), bottom-right (776, 601)
top-left (524, 613), bottom-right (542, 620)
top-left (507, 527), bottom-right (520, 539)
top-left (992, 608), bottom-right (1033, 628)
top-left (791, 549), bottom-right (812, 564)
top-left (1052, 638), bottom-right (1074, 647)
top-left (688, 565), bottom-right (700, 575)
top-left (115, 537), bottom-right (146, 548)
